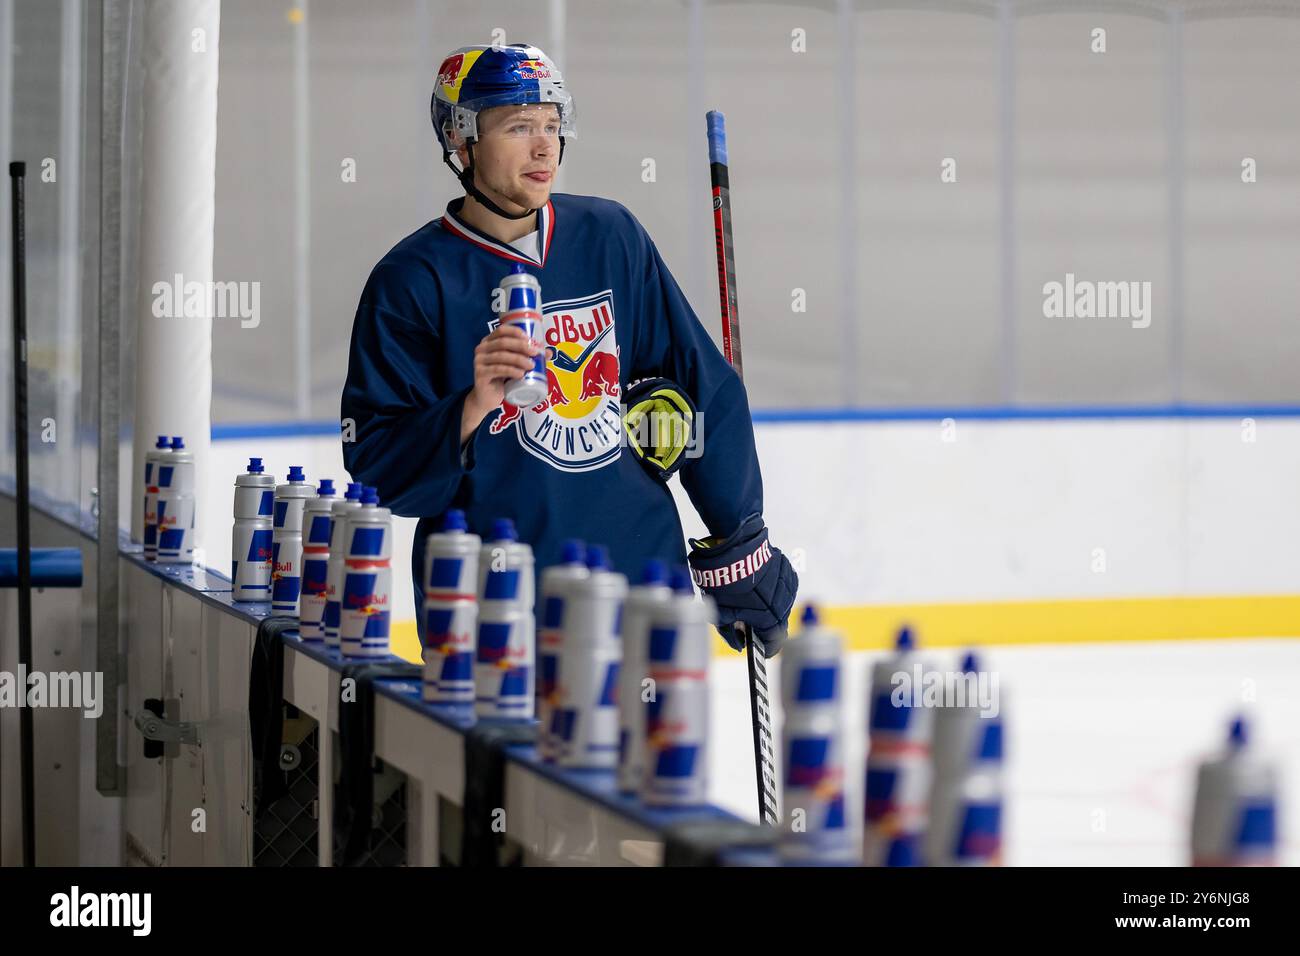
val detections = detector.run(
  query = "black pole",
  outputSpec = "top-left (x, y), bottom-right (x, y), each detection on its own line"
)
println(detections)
top-left (9, 160), bottom-right (35, 866)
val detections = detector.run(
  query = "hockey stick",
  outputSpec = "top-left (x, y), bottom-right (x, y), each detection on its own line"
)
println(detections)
top-left (10, 162), bottom-right (36, 864)
top-left (705, 111), bottom-right (779, 827)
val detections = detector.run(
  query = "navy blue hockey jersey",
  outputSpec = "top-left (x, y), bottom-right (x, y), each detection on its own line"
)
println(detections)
top-left (340, 193), bottom-right (764, 634)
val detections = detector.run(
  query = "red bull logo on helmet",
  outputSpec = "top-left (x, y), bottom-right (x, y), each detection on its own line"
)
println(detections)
top-left (436, 54), bottom-right (464, 88)
top-left (436, 50), bottom-right (483, 102)
top-left (488, 289), bottom-right (623, 473)
top-left (516, 58), bottom-right (552, 80)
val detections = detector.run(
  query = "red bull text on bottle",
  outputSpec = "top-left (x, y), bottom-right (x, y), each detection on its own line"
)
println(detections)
top-left (780, 605), bottom-right (854, 864)
top-left (271, 466), bottom-right (314, 615)
top-left (474, 518), bottom-right (535, 719)
top-left (155, 437), bottom-right (195, 564)
top-left (617, 560), bottom-right (671, 793)
top-left (925, 651), bottom-right (1004, 866)
top-left (142, 435), bottom-right (170, 558)
top-left (641, 568), bottom-right (713, 807)
top-left (538, 539), bottom-right (589, 760)
top-left (231, 456), bottom-right (275, 601)
top-left (340, 487), bottom-right (392, 658)
top-left (863, 625), bottom-right (936, 867)
top-left (499, 264), bottom-right (547, 410)
top-left (324, 483), bottom-right (363, 648)
top-left (298, 479), bottom-right (338, 639)
top-left (422, 509), bottom-right (481, 704)
top-left (550, 545), bottom-right (626, 769)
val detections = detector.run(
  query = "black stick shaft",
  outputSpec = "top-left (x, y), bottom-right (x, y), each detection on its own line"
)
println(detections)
top-left (10, 161), bottom-right (35, 866)
top-left (705, 114), bottom-right (778, 827)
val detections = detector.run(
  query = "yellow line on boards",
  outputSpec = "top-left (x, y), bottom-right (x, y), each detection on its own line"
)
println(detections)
top-left (389, 621), bottom-right (422, 664)
top-left (387, 594), bottom-right (1300, 664)
top-left (812, 595), bottom-right (1300, 653)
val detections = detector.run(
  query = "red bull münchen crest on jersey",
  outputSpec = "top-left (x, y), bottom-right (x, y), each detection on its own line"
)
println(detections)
top-left (488, 289), bottom-right (622, 473)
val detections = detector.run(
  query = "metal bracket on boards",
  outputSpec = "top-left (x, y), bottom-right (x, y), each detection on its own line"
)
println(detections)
top-left (135, 698), bottom-right (199, 758)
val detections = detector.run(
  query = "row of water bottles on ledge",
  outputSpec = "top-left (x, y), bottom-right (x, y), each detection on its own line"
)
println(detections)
top-left (423, 512), bottom-right (714, 810)
top-left (426, 512), bottom-right (997, 864)
top-left (229, 459), bottom-right (392, 658)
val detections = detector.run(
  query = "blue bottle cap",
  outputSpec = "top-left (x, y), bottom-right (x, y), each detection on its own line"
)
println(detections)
top-left (640, 559), bottom-right (667, 586)
top-left (443, 509), bottom-right (468, 532)
top-left (1229, 716), bottom-right (1247, 748)
top-left (247, 457), bottom-right (264, 474)
top-left (801, 604), bottom-right (819, 627)
top-left (560, 539), bottom-right (585, 564)
top-left (896, 625), bottom-right (915, 651)
top-left (492, 517), bottom-right (517, 542)
top-left (344, 482), bottom-right (363, 500)
top-left (585, 545), bottom-right (610, 571)
top-left (170, 436), bottom-right (185, 449)
top-left (288, 465), bottom-right (305, 482)
top-left (360, 487), bottom-right (380, 506)
top-left (156, 435), bottom-right (170, 448)
top-left (317, 479), bottom-right (335, 496)
top-left (363, 485), bottom-right (378, 498)
top-left (960, 651), bottom-right (979, 674)
top-left (668, 566), bottom-right (693, 594)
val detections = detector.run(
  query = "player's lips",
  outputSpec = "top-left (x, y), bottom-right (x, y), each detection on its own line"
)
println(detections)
top-left (523, 171), bottom-right (552, 183)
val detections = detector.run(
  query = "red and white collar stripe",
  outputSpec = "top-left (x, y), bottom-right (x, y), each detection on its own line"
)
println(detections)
top-left (442, 198), bottom-right (554, 268)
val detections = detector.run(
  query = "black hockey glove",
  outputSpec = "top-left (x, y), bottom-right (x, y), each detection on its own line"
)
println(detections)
top-left (687, 513), bottom-right (798, 659)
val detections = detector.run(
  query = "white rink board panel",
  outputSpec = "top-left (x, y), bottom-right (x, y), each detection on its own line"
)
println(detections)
top-left (209, 418), bottom-right (1300, 626)
top-left (739, 417), bottom-right (1300, 604)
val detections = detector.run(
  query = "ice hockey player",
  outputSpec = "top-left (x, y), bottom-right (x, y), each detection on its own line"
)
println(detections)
top-left (341, 42), bottom-right (797, 656)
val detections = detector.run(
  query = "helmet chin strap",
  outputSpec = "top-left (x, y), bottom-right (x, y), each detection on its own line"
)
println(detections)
top-left (444, 137), bottom-right (567, 222)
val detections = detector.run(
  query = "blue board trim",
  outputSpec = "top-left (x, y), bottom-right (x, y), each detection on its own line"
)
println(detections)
top-left (749, 404), bottom-right (1300, 423)
top-left (210, 404), bottom-right (1300, 440)
top-left (211, 420), bottom-right (344, 440)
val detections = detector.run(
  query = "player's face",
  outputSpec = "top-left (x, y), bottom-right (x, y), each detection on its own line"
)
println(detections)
top-left (460, 104), bottom-right (560, 215)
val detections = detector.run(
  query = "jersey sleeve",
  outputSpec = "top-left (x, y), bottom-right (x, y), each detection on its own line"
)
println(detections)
top-left (626, 211), bottom-right (764, 538)
top-left (340, 260), bottom-right (476, 518)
